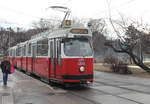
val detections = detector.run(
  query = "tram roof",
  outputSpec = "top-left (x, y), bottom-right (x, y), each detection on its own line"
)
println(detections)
top-left (11, 26), bottom-right (92, 48)
top-left (31, 26), bottom-right (92, 41)
top-left (8, 45), bottom-right (17, 50)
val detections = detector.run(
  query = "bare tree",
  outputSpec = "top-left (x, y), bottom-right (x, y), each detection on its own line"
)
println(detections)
top-left (88, 19), bottom-right (107, 33)
top-left (105, 6), bottom-right (150, 72)
top-left (0, 27), bottom-right (15, 55)
top-left (32, 18), bottom-right (60, 32)
top-left (105, 0), bottom-right (150, 73)
top-left (87, 19), bottom-right (111, 61)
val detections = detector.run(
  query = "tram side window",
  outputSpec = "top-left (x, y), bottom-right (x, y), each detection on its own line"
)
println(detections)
top-left (12, 49), bottom-right (16, 57)
top-left (16, 47), bottom-right (21, 56)
top-left (11, 50), bottom-right (12, 57)
top-left (16, 48), bottom-right (19, 56)
top-left (21, 47), bottom-right (23, 56)
top-left (8, 50), bottom-right (10, 56)
top-left (37, 39), bottom-right (48, 56)
top-left (57, 40), bottom-right (61, 58)
top-left (16, 48), bottom-right (18, 56)
top-left (8, 51), bottom-right (10, 56)
top-left (9, 50), bottom-right (12, 56)
top-left (22, 46), bottom-right (26, 56)
top-left (50, 41), bottom-right (53, 58)
top-left (28, 43), bottom-right (31, 56)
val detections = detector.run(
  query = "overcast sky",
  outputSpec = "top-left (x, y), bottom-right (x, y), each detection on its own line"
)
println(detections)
top-left (0, 0), bottom-right (150, 28)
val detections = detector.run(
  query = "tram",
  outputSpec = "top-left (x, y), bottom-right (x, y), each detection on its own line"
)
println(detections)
top-left (7, 6), bottom-right (93, 85)
top-left (7, 21), bottom-right (94, 85)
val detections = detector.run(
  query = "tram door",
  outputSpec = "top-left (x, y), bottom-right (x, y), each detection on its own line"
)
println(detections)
top-left (31, 43), bottom-right (36, 73)
top-left (50, 39), bottom-right (56, 78)
top-left (56, 39), bottom-right (61, 79)
top-left (50, 39), bottom-right (61, 79)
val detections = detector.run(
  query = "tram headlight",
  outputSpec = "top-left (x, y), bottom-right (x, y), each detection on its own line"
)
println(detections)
top-left (80, 66), bottom-right (85, 72)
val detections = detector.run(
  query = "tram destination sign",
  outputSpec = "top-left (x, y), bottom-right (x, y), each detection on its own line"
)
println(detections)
top-left (70, 29), bottom-right (88, 34)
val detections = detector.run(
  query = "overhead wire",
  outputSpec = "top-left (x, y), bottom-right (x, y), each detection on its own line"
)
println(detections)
top-left (0, 5), bottom-right (61, 23)
top-left (62, 0), bottom-right (72, 6)
top-left (0, 0), bottom-right (136, 28)
top-left (90, 0), bottom-right (136, 40)
top-left (94, 0), bottom-right (135, 17)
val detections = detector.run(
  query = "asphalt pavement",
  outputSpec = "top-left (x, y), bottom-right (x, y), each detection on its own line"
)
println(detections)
top-left (0, 70), bottom-right (150, 104)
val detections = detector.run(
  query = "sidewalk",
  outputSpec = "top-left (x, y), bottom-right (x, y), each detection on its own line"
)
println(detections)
top-left (0, 73), bottom-right (14, 104)
top-left (0, 70), bottom-right (56, 104)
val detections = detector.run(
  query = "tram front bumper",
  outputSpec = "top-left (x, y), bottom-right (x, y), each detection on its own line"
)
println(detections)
top-left (62, 74), bottom-right (93, 83)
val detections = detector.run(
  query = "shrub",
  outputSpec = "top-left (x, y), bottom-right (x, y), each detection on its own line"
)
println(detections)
top-left (103, 56), bottom-right (132, 74)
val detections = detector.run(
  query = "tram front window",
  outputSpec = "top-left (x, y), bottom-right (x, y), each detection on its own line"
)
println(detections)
top-left (63, 38), bottom-right (92, 56)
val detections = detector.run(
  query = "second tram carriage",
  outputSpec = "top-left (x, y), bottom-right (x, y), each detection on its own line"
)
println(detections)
top-left (7, 21), bottom-right (93, 85)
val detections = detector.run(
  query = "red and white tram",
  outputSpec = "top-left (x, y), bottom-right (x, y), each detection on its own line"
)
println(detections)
top-left (7, 22), bottom-right (93, 85)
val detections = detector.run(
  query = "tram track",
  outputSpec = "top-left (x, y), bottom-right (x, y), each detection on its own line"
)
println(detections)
top-left (68, 91), bottom-right (102, 104)
top-left (94, 78), bottom-right (150, 95)
top-left (95, 76), bottom-right (150, 88)
top-left (90, 81), bottom-right (144, 104)
top-left (66, 85), bottom-right (143, 104)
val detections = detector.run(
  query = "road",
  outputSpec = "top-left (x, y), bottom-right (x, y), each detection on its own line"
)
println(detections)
top-left (1, 70), bottom-right (150, 104)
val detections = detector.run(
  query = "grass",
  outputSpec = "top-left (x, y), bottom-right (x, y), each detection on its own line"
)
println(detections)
top-left (94, 63), bottom-right (150, 78)
top-left (94, 63), bottom-right (111, 72)
top-left (128, 67), bottom-right (150, 78)
top-left (143, 62), bottom-right (150, 66)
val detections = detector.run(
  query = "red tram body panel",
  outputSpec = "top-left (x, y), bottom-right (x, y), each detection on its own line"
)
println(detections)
top-left (16, 57), bottom-right (22, 69)
top-left (60, 58), bottom-right (93, 83)
top-left (22, 57), bottom-right (27, 71)
top-left (34, 57), bottom-right (50, 78)
top-left (26, 57), bottom-right (32, 73)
